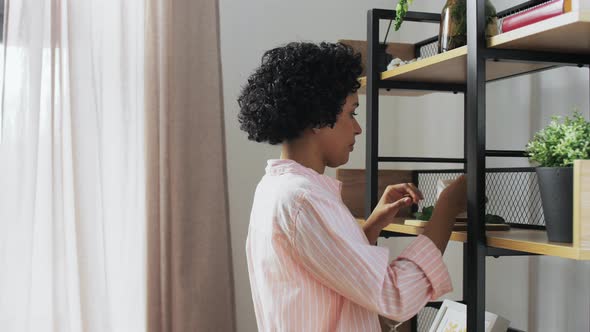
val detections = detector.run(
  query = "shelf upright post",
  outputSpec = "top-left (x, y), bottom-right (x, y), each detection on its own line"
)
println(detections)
top-left (365, 9), bottom-right (381, 218)
top-left (466, 0), bottom-right (488, 331)
top-left (463, 92), bottom-right (469, 306)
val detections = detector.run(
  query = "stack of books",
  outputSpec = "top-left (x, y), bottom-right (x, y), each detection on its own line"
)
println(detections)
top-left (404, 219), bottom-right (511, 231)
top-left (500, 0), bottom-right (589, 33)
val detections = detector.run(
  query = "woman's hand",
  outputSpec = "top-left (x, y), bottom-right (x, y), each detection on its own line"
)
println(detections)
top-left (435, 175), bottom-right (467, 217)
top-left (423, 175), bottom-right (467, 253)
top-left (364, 183), bottom-right (423, 244)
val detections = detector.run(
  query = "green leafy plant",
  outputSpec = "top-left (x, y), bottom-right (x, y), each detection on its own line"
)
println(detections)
top-left (414, 205), bottom-right (505, 224)
top-left (444, 0), bottom-right (468, 48)
top-left (446, 1), bottom-right (496, 37)
top-left (485, 214), bottom-right (505, 224)
top-left (393, 0), bottom-right (414, 31)
top-left (525, 111), bottom-right (590, 167)
top-left (414, 205), bottom-right (433, 220)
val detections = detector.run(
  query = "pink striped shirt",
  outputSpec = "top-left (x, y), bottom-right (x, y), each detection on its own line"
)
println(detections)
top-left (246, 159), bottom-right (452, 331)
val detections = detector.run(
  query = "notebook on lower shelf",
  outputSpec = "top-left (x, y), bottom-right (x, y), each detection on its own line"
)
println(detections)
top-left (428, 299), bottom-right (510, 332)
top-left (404, 219), bottom-right (511, 231)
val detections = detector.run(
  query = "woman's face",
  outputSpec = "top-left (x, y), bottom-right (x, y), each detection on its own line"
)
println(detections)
top-left (316, 93), bottom-right (362, 168)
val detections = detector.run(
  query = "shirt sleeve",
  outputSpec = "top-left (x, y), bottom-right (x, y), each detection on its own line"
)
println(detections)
top-left (291, 192), bottom-right (452, 322)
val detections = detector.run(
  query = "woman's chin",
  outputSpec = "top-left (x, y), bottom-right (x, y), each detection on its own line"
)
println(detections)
top-left (328, 155), bottom-right (350, 168)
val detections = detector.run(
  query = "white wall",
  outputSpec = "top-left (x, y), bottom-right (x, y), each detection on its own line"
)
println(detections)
top-left (220, 1), bottom-right (590, 331)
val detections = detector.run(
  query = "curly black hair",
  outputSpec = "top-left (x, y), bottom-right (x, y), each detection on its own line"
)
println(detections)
top-left (238, 42), bottom-right (362, 145)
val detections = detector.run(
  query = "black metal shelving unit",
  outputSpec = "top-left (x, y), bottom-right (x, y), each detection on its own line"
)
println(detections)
top-left (0, 0), bottom-right (4, 42)
top-left (364, 1), bottom-right (590, 331)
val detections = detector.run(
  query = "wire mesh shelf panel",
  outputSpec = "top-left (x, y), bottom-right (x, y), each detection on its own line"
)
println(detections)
top-left (414, 168), bottom-right (545, 227)
top-left (417, 40), bottom-right (439, 59)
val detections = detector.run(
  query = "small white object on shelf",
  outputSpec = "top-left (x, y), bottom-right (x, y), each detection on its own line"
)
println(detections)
top-left (386, 57), bottom-right (403, 70)
top-left (386, 56), bottom-right (425, 70)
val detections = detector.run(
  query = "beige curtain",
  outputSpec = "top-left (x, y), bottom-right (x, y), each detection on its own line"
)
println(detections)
top-left (144, 0), bottom-right (236, 331)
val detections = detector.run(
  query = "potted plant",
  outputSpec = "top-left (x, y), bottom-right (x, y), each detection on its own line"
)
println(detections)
top-left (392, 0), bottom-right (498, 53)
top-left (526, 111), bottom-right (590, 243)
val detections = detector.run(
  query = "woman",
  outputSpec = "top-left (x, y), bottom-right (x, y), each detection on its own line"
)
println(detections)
top-left (238, 42), bottom-right (466, 331)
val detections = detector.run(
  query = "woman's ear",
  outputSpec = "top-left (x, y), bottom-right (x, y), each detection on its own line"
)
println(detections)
top-left (311, 127), bottom-right (321, 134)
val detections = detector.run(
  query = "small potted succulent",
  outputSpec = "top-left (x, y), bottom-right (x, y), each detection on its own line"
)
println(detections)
top-left (526, 111), bottom-right (590, 243)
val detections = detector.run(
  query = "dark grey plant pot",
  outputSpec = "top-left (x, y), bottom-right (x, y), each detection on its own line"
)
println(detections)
top-left (536, 167), bottom-right (573, 243)
top-left (377, 43), bottom-right (393, 72)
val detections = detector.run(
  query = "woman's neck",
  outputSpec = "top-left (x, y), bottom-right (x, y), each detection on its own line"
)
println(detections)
top-left (280, 138), bottom-right (325, 174)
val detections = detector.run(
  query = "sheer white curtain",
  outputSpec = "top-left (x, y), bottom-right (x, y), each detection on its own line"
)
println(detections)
top-left (0, 1), bottom-right (146, 331)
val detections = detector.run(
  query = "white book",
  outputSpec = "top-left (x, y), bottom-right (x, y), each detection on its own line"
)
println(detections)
top-left (428, 299), bottom-right (510, 332)
top-left (566, 0), bottom-right (590, 12)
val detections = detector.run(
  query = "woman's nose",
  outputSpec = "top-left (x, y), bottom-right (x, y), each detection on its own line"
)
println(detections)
top-left (354, 120), bottom-right (362, 135)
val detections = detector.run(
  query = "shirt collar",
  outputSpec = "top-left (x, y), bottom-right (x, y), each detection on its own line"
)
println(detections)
top-left (265, 159), bottom-right (342, 195)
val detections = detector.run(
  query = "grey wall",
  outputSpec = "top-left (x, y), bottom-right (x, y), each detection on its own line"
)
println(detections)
top-left (220, 1), bottom-right (590, 331)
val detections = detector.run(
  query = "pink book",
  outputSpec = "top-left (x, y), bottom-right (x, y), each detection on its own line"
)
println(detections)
top-left (501, 0), bottom-right (564, 33)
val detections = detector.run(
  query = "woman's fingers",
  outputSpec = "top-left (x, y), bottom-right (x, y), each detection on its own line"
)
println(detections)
top-left (385, 183), bottom-right (423, 203)
top-left (384, 196), bottom-right (413, 217)
top-left (406, 182), bottom-right (424, 201)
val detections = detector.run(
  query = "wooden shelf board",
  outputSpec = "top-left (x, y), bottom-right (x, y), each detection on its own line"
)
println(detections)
top-left (357, 218), bottom-right (468, 242)
top-left (362, 46), bottom-right (551, 86)
top-left (357, 77), bottom-right (431, 97)
top-left (486, 229), bottom-right (590, 260)
top-left (380, 46), bottom-right (468, 83)
top-left (357, 218), bottom-right (590, 260)
top-left (357, 11), bottom-right (590, 95)
top-left (489, 11), bottom-right (590, 54)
